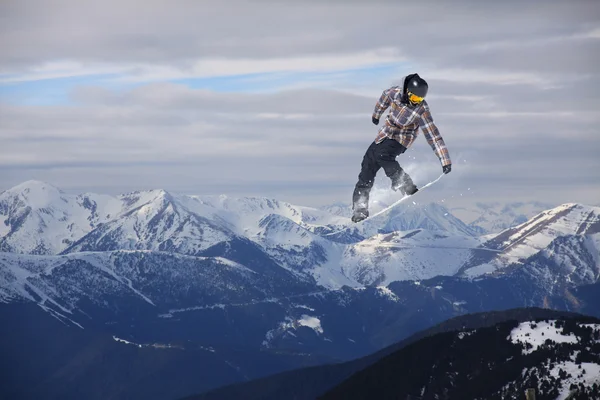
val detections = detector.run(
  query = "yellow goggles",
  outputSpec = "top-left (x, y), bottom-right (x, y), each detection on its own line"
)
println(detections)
top-left (408, 92), bottom-right (424, 104)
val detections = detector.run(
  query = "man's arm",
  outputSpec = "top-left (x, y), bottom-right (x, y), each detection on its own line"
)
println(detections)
top-left (419, 104), bottom-right (452, 167)
top-left (372, 86), bottom-right (400, 121)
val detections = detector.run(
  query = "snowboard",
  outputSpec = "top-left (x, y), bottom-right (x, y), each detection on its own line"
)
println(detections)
top-left (357, 173), bottom-right (444, 223)
top-left (325, 173), bottom-right (445, 236)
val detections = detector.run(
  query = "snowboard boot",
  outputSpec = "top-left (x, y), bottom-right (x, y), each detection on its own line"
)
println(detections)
top-left (351, 208), bottom-right (369, 223)
top-left (403, 182), bottom-right (419, 196)
top-left (392, 180), bottom-right (419, 196)
top-left (391, 172), bottom-right (419, 196)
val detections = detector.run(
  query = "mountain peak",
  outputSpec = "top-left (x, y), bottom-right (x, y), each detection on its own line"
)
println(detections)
top-left (119, 188), bottom-right (175, 209)
top-left (551, 202), bottom-right (578, 211)
top-left (532, 202), bottom-right (598, 224)
top-left (458, 202), bottom-right (600, 277)
top-left (1, 180), bottom-right (65, 209)
top-left (6, 180), bottom-right (61, 193)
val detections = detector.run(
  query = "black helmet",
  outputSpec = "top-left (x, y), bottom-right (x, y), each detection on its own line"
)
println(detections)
top-left (405, 73), bottom-right (428, 98)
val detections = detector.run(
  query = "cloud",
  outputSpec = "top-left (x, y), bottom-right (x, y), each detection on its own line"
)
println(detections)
top-left (2, 1), bottom-right (597, 71)
top-left (2, 81), bottom-right (599, 207)
top-left (0, 49), bottom-right (406, 83)
top-left (0, 0), bottom-right (599, 209)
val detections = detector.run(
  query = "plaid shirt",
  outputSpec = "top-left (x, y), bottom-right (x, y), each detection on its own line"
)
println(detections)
top-left (372, 85), bottom-right (451, 167)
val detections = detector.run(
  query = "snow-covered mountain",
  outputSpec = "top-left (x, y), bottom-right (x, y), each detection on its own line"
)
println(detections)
top-left (1, 181), bottom-right (599, 330)
top-left (0, 180), bottom-right (122, 254)
top-left (460, 203), bottom-right (600, 281)
top-left (372, 201), bottom-right (479, 237)
top-left (320, 201), bottom-right (479, 238)
top-left (333, 203), bottom-right (600, 287)
top-left (0, 180), bottom-right (484, 289)
top-left (1, 181), bottom-right (599, 290)
top-left (62, 190), bottom-right (232, 255)
top-left (1, 178), bottom-right (599, 400)
top-left (324, 200), bottom-right (554, 236)
top-left (0, 250), bottom-right (316, 320)
top-left (451, 201), bottom-right (555, 234)
top-left (340, 229), bottom-right (486, 286)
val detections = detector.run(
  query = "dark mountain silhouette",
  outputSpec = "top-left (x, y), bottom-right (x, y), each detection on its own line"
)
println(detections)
top-left (320, 314), bottom-right (600, 400)
top-left (183, 308), bottom-right (593, 400)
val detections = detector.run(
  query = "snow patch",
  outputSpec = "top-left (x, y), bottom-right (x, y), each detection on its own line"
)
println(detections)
top-left (262, 314), bottom-right (324, 347)
top-left (509, 320), bottom-right (578, 354)
top-left (463, 263), bottom-right (497, 278)
top-left (113, 336), bottom-right (183, 350)
top-left (376, 286), bottom-right (400, 302)
top-left (580, 323), bottom-right (600, 332)
top-left (549, 361), bottom-right (600, 400)
top-left (293, 304), bottom-right (316, 311)
top-left (113, 336), bottom-right (143, 348)
top-left (0, 216), bottom-right (8, 236)
top-left (168, 303), bottom-right (226, 314)
top-left (458, 331), bottom-right (475, 339)
top-left (298, 315), bottom-right (323, 334)
top-left (215, 257), bottom-right (256, 273)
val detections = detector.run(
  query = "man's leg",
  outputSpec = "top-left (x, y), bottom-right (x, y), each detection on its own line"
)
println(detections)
top-left (376, 139), bottom-right (418, 195)
top-left (352, 142), bottom-right (380, 221)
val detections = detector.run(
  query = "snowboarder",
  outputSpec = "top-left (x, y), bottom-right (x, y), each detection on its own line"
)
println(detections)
top-left (351, 73), bottom-right (452, 223)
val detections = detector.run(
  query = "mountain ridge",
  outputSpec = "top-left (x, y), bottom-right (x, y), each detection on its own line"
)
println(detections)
top-left (320, 313), bottom-right (600, 400)
top-left (3, 180), bottom-right (598, 290)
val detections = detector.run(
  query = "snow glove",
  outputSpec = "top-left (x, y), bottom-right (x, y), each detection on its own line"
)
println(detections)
top-left (372, 116), bottom-right (379, 125)
top-left (443, 164), bottom-right (452, 174)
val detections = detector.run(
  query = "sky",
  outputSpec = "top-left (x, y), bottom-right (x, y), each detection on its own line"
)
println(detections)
top-left (1, 0), bottom-right (599, 210)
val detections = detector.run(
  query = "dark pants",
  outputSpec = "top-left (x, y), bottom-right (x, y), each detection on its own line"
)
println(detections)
top-left (352, 138), bottom-right (414, 210)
